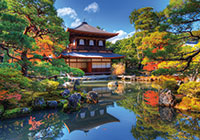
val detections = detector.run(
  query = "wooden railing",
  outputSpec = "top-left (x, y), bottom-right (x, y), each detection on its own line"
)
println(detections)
top-left (68, 44), bottom-right (113, 53)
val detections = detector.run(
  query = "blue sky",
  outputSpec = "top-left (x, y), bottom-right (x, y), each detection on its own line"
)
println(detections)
top-left (55, 0), bottom-right (169, 43)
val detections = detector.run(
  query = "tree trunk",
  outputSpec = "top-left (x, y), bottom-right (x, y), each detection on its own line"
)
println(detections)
top-left (21, 51), bottom-right (28, 76)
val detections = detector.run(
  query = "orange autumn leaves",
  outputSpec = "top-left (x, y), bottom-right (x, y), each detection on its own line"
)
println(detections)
top-left (8, 36), bottom-right (65, 63)
top-left (28, 113), bottom-right (55, 130)
top-left (142, 32), bottom-right (170, 72)
top-left (143, 62), bottom-right (158, 72)
top-left (29, 116), bottom-right (44, 130)
top-left (144, 90), bottom-right (159, 107)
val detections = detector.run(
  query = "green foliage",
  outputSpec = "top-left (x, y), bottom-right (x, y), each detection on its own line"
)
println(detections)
top-left (0, 67), bottom-right (31, 93)
top-left (2, 108), bottom-right (21, 119)
top-left (0, 104), bottom-right (4, 115)
top-left (70, 67), bottom-right (85, 77)
top-left (164, 0), bottom-right (200, 33)
top-left (30, 59), bottom-right (71, 78)
top-left (107, 36), bottom-right (140, 73)
top-left (129, 0), bottom-right (200, 77)
top-left (0, 0), bottom-right (69, 76)
top-left (152, 68), bottom-right (176, 76)
top-left (58, 100), bottom-right (68, 107)
top-left (161, 79), bottom-right (179, 94)
top-left (178, 81), bottom-right (200, 98)
top-left (62, 102), bottom-right (69, 112)
top-left (41, 79), bottom-right (59, 94)
top-left (129, 7), bottom-right (161, 70)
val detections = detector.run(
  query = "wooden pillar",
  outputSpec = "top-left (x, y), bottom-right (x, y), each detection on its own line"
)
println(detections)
top-left (87, 62), bottom-right (92, 73)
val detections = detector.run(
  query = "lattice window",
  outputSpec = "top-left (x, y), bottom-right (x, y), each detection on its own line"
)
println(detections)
top-left (79, 39), bottom-right (84, 45)
top-left (98, 40), bottom-right (103, 46)
top-left (89, 40), bottom-right (94, 46)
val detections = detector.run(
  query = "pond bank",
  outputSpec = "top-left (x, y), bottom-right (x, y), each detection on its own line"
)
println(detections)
top-left (0, 82), bottom-right (199, 140)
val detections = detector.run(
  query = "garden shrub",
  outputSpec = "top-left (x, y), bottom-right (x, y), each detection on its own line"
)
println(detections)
top-left (177, 81), bottom-right (200, 98)
top-left (70, 68), bottom-right (85, 77)
top-left (175, 97), bottom-right (200, 111)
top-left (41, 79), bottom-right (59, 94)
top-left (112, 63), bottom-right (125, 75)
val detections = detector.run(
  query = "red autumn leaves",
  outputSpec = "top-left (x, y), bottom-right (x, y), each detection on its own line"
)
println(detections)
top-left (0, 91), bottom-right (21, 101)
top-left (144, 90), bottom-right (159, 107)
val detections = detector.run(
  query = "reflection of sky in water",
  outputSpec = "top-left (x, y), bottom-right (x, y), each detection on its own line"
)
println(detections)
top-left (0, 82), bottom-right (200, 140)
top-left (60, 102), bottom-right (137, 140)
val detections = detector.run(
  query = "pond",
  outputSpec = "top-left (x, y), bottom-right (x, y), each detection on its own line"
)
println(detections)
top-left (0, 82), bottom-right (200, 140)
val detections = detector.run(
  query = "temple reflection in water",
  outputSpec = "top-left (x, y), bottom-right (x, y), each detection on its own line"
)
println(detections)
top-left (64, 101), bottom-right (120, 134)
top-left (64, 84), bottom-right (123, 134)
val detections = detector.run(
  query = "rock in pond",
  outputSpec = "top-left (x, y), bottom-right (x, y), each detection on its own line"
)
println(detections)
top-left (159, 89), bottom-right (176, 107)
top-left (61, 88), bottom-right (70, 97)
top-left (68, 93), bottom-right (81, 108)
top-left (73, 80), bottom-right (80, 91)
top-left (20, 107), bottom-right (32, 114)
top-left (159, 107), bottom-right (176, 122)
top-left (87, 91), bottom-right (98, 104)
top-left (63, 93), bottom-right (82, 112)
top-left (47, 101), bottom-right (58, 108)
top-left (33, 97), bottom-right (46, 109)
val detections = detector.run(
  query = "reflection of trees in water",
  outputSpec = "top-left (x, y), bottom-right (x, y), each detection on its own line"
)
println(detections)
top-left (117, 83), bottom-right (200, 140)
top-left (0, 110), bottom-right (65, 140)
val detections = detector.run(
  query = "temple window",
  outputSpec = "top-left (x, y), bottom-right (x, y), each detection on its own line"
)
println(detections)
top-left (90, 111), bottom-right (95, 117)
top-left (89, 40), bottom-right (94, 46)
top-left (98, 40), bottom-right (103, 46)
top-left (79, 39), bottom-right (84, 45)
top-left (80, 112), bottom-right (86, 119)
top-left (100, 109), bottom-right (104, 115)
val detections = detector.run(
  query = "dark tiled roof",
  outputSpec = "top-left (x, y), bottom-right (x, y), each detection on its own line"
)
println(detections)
top-left (61, 52), bottom-right (124, 59)
top-left (68, 22), bottom-right (118, 36)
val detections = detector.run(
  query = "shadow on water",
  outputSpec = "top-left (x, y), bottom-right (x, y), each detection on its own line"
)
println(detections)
top-left (0, 82), bottom-right (200, 140)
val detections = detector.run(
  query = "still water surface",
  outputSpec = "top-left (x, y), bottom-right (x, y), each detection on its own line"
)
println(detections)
top-left (0, 82), bottom-right (200, 140)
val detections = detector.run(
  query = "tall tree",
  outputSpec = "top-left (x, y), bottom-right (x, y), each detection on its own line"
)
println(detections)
top-left (129, 7), bottom-right (160, 69)
top-left (107, 36), bottom-right (139, 74)
top-left (0, 0), bottom-right (69, 76)
top-left (130, 0), bottom-right (200, 79)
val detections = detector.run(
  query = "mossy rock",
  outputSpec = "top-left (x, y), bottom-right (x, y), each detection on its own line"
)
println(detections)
top-left (2, 108), bottom-right (21, 119)
top-left (33, 97), bottom-right (46, 110)
top-left (46, 100), bottom-right (58, 108)
top-left (62, 102), bottom-right (69, 112)
top-left (2, 107), bottom-right (32, 119)
top-left (58, 100), bottom-right (68, 107)
top-left (62, 101), bottom-right (81, 112)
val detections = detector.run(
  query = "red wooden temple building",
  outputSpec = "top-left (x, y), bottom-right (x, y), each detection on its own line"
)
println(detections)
top-left (60, 22), bottom-right (124, 75)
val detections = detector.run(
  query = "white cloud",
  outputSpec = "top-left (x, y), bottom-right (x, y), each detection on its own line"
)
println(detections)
top-left (57, 7), bottom-right (77, 19)
top-left (108, 30), bottom-right (135, 43)
top-left (71, 18), bottom-right (82, 28)
top-left (84, 2), bottom-right (99, 13)
top-left (57, 7), bottom-right (82, 28)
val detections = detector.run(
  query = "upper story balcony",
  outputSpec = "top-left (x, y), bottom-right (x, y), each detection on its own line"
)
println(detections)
top-left (68, 44), bottom-right (113, 53)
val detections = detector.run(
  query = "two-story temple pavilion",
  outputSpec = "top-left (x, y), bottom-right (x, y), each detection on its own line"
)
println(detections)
top-left (60, 22), bottom-right (124, 75)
